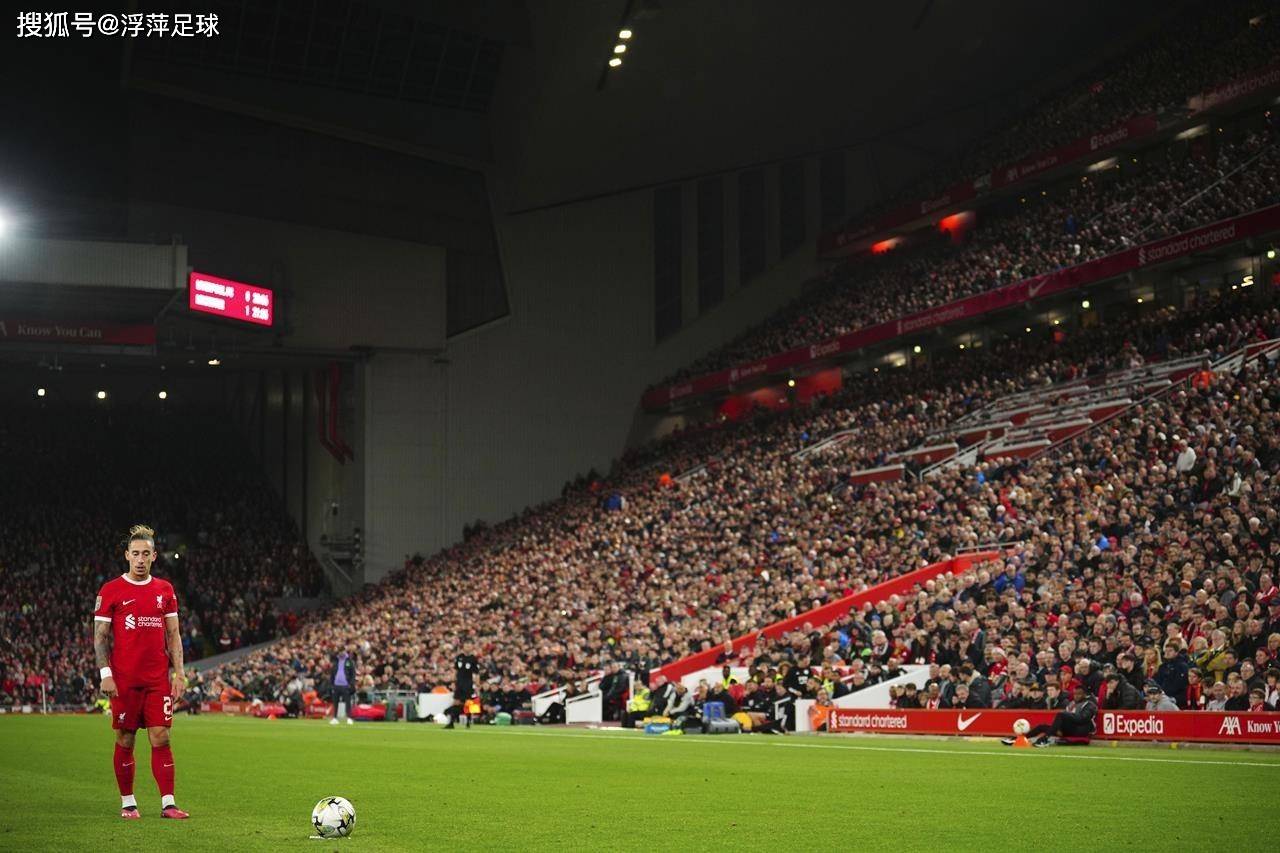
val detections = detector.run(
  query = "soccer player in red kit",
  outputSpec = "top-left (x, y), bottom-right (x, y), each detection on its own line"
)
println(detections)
top-left (93, 525), bottom-right (190, 820)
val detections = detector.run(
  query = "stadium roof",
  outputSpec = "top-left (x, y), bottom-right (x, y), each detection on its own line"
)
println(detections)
top-left (130, 0), bottom-right (523, 114)
top-left (494, 0), bottom-right (1176, 210)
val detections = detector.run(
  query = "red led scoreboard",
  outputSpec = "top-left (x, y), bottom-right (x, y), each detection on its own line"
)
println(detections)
top-left (188, 271), bottom-right (274, 326)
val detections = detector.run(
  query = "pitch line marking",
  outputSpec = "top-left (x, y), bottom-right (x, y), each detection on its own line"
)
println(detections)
top-left (450, 727), bottom-right (1280, 769)
top-left (326, 719), bottom-right (1280, 769)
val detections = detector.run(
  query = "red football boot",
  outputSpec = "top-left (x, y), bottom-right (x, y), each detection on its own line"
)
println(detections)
top-left (121, 806), bottom-right (141, 820)
top-left (161, 805), bottom-right (190, 820)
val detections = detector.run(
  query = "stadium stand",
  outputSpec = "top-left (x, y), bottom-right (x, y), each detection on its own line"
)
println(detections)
top-left (665, 126), bottom-right (1280, 383)
top-left (12, 3), bottom-right (1278, 728)
top-left (825, 1), bottom-right (1280, 257)
top-left (206, 287), bottom-right (1280, 719)
top-left (0, 410), bottom-right (324, 709)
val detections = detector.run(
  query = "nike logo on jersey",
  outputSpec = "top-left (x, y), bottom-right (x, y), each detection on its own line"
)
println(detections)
top-left (957, 712), bottom-right (982, 731)
top-left (122, 599), bottom-right (135, 606)
top-left (163, 763), bottom-right (174, 768)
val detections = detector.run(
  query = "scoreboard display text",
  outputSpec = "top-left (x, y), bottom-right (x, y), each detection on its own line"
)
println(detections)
top-left (188, 272), bottom-right (274, 326)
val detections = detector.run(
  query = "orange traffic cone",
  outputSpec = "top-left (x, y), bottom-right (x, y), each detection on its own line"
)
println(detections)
top-left (1012, 733), bottom-right (1031, 748)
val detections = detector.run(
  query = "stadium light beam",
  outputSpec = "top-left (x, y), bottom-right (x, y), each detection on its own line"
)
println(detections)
top-left (1081, 299), bottom-right (1091, 309)
top-left (158, 390), bottom-right (168, 400)
top-left (96, 390), bottom-right (107, 400)
top-left (36, 387), bottom-right (46, 397)
top-left (614, 43), bottom-right (626, 54)
top-left (609, 57), bottom-right (622, 67)
top-left (619, 28), bottom-right (632, 39)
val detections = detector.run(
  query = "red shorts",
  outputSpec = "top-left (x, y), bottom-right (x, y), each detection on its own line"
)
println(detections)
top-left (110, 683), bottom-right (174, 730)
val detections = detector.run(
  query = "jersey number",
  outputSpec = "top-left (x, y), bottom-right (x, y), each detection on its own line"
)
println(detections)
top-left (163, 696), bottom-right (173, 719)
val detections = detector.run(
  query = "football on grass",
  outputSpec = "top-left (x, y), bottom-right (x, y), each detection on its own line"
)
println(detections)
top-left (1012, 718), bottom-right (1030, 736)
top-left (312, 796), bottom-right (356, 838)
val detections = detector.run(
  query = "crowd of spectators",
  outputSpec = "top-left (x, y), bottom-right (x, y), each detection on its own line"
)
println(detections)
top-left (857, 345), bottom-right (1280, 716)
top-left (208, 288), bottom-right (1280, 721)
top-left (0, 410), bottom-right (323, 708)
top-left (668, 125), bottom-right (1280, 382)
top-left (833, 2), bottom-right (1280, 250)
top-left (8, 289), bottom-right (1274, 717)
top-left (11, 8), bottom-right (1279, 728)
top-left (682, 329), bottom-right (1280, 720)
top-left (656, 345), bottom-right (1280, 720)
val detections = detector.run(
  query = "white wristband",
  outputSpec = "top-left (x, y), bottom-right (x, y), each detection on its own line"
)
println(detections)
top-left (100, 667), bottom-right (113, 680)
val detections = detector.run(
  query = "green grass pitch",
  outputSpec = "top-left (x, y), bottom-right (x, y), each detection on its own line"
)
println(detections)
top-left (2, 714), bottom-right (1277, 851)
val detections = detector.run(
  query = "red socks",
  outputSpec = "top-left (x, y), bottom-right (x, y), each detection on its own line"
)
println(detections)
top-left (150, 744), bottom-right (176, 797)
top-left (115, 741), bottom-right (176, 805)
top-left (113, 744), bottom-right (136, 796)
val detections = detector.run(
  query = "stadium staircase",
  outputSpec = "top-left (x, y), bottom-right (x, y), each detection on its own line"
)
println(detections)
top-left (841, 337), bottom-right (1280, 484)
top-left (674, 454), bottom-right (724, 484)
top-left (793, 430), bottom-right (857, 460)
top-left (531, 672), bottom-right (604, 722)
top-left (786, 345), bottom-right (1254, 488)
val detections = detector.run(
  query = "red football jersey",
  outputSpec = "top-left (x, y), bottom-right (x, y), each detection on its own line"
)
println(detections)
top-left (94, 574), bottom-right (179, 687)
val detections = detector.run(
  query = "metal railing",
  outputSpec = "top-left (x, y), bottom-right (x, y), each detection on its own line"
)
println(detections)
top-left (675, 454), bottom-right (723, 483)
top-left (368, 688), bottom-right (421, 710)
top-left (1026, 337), bottom-right (1277, 462)
top-left (531, 673), bottom-right (602, 716)
top-left (955, 541), bottom-right (1025, 556)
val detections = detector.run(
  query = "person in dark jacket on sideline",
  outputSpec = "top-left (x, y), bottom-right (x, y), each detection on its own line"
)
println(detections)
top-left (1022, 682), bottom-right (1050, 709)
top-left (1102, 672), bottom-right (1144, 710)
top-left (648, 677), bottom-right (676, 716)
top-left (1043, 683), bottom-right (1069, 710)
top-left (1075, 658), bottom-right (1103, 696)
top-left (1155, 644), bottom-right (1191, 708)
top-left (1116, 653), bottom-right (1144, 693)
top-left (958, 663), bottom-right (992, 707)
top-left (1006, 686), bottom-right (1097, 747)
top-left (942, 682), bottom-right (984, 709)
top-left (598, 662), bottom-right (628, 721)
top-left (1223, 680), bottom-right (1251, 712)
